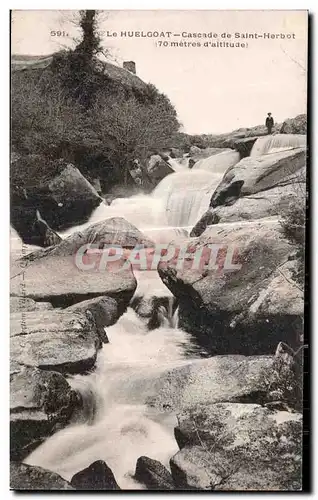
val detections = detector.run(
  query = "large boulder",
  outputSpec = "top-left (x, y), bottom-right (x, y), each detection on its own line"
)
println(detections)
top-left (149, 342), bottom-right (301, 416)
top-left (11, 254), bottom-right (137, 309)
top-left (280, 114), bottom-right (307, 135)
top-left (32, 216), bottom-right (62, 248)
top-left (210, 147), bottom-right (306, 209)
top-left (10, 363), bottom-right (80, 460)
top-left (10, 462), bottom-right (74, 490)
top-left (192, 182), bottom-right (305, 234)
top-left (170, 403), bottom-right (302, 491)
top-left (70, 460), bottom-right (120, 490)
top-left (233, 136), bottom-right (259, 158)
top-left (67, 296), bottom-right (119, 341)
top-left (41, 163), bottom-right (103, 228)
top-left (11, 158), bottom-right (103, 243)
top-left (20, 216), bottom-right (155, 263)
top-left (11, 310), bottom-right (101, 373)
top-left (159, 220), bottom-right (303, 354)
top-left (134, 456), bottom-right (175, 490)
top-left (146, 354), bottom-right (275, 412)
top-left (147, 154), bottom-right (174, 184)
top-left (201, 125), bottom-right (269, 149)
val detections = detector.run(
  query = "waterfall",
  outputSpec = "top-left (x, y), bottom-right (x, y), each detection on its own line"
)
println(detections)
top-left (193, 150), bottom-right (240, 174)
top-left (25, 308), bottom-right (199, 489)
top-left (152, 170), bottom-right (222, 229)
top-left (166, 156), bottom-right (187, 173)
top-left (60, 169), bottom-right (224, 242)
top-left (18, 161), bottom-right (225, 489)
top-left (250, 134), bottom-right (306, 157)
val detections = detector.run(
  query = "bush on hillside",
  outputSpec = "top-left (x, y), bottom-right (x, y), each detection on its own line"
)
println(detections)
top-left (280, 198), bottom-right (306, 289)
top-left (11, 69), bottom-right (89, 159)
top-left (88, 88), bottom-right (179, 182)
top-left (11, 52), bottom-right (180, 187)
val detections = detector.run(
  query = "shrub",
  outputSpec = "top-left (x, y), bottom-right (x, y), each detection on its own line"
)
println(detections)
top-left (280, 197), bottom-right (306, 288)
top-left (11, 52), bottom-right (180, 187)
top-left (87, 87), bottom-right (179, 183)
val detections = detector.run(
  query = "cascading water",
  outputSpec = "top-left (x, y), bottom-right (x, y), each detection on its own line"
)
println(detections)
top-left (193, 150), bottom-right (240, 174)
top-left (152, 170), bottom-right (223, 229)
top-left (25, 307), bottom-right (200, 489)
top-left (22, 162), bottom-right (225, 489)
top-left (250, 133), bottom-right (306, 157)
top-left (60, 169), bottom-right (223, 242)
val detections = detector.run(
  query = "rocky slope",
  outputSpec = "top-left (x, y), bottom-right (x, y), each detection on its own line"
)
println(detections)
top-left (10, 217), bottom-right (151, 464)
top-left (10, 115), bottom-right (306, 490)
top-left (159, 219), bottom-right (303, 354)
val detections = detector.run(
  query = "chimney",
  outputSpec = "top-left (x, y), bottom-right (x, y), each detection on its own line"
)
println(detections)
top-left (123, 61), bottom-right (136, 75)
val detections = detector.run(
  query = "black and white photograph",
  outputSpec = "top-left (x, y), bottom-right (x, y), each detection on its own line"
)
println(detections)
top-left (9, 9), bottom-right (308, 491)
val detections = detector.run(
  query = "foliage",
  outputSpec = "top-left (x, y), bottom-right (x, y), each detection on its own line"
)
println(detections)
top-left (11, 9), bottom-right (180, 187)
top-left (88, 88), bottom-right (179, 181)
top-left (11, 70), bottom-right (89, 159)
top-left (280, 197), bottom-right (306, 289)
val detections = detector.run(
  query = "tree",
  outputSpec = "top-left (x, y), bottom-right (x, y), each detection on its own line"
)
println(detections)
top-left (58, 10), bottom-right (105, 108)
top-left (74, 10), bottom-right (102, 61)
top-left (89, 88), bottom-right (180, 184)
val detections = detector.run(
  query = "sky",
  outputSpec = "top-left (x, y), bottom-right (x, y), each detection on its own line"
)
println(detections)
top-left (11, 10), bottom-right (308, 134)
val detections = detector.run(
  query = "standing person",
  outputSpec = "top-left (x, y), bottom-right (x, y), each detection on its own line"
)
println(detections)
top-left (265, 112), bottom-right (274, 134)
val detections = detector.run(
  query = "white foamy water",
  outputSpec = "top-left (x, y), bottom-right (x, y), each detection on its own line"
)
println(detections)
top-left (18, 154), bottom-right (232, 489)
top-left (250, 134), bottom-right (306, 157)
top-left (60, 168), bottom-right (224, 243)
top-left (25, 308), bottom-right (196, 489)
top-left (152, 170), bottom-right (223, 229)
top-left (193, 150), bottom-right (240, 173)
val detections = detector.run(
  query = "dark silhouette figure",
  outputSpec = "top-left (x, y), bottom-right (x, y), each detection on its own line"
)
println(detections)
top-left (265, 112), bottom-right (274, 134)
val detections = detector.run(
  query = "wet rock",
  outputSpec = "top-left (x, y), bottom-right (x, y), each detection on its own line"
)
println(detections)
top-left (70, 460), bottom-right (120, 490)
top-left (32, 216), bottom-right (62, 248)
top-left (135, 456), bottom-right (175, 490)
top-left (189, 146), bottom-right (202, 155)
top-left (11, 159), bottom-right (102, 244)
top-left (11, 310), bottom-right (100, 373)
top-left (10, 462), bottom-right (74, 490)
top-left (131, 294), bottom-right (177, 330)
top-left (159, 220), bottom-right (303, 354)
top-left (10, 363), bottom-right (80, 460)
top-left (199, 125), bottom-right (268, 149)
top-left (67, 296), bottom-right (119, 342)
top-left (192, 181), bottom-right (305, 233)
top-left (170, 147), bottom-right (183, 158)
top-left (11, 253), bottom-right (137, 309)
top-left (147, 354), bottom-right (275, 412)
top-left (210, 146), bottom-right (306, 209)
top-left (42, 162), bottom-right (103, 228)
top-left (147, 154), bottom-right (174, 185)
top-left (19, 216), bottom-right (154, 262)
top-left (233, 136), bottom-right (259, 157)
top-left (171, 403), bottom-right (302, 491)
